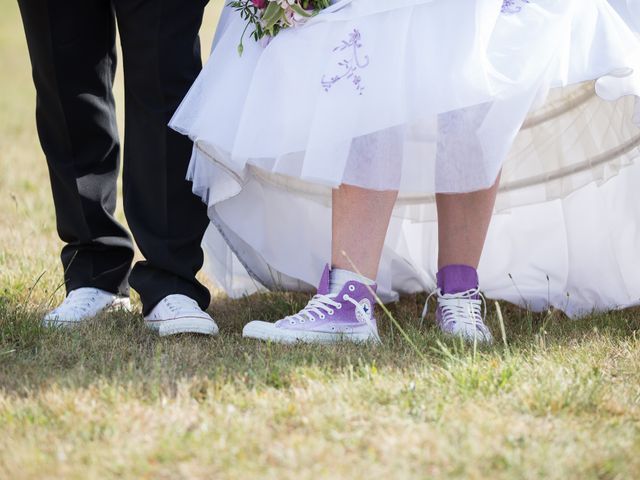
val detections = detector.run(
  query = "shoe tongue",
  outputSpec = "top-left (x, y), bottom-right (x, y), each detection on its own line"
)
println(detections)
top-left (316, 264), bottom-right (331, 295)
top-left (168, 294), bottom-right (195, 305)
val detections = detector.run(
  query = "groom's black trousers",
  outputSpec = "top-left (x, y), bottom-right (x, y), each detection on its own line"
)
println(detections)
top-left (17, 0), bottom-right (211, 314)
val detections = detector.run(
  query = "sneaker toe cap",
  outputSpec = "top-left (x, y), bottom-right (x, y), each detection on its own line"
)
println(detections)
top-left (243, 320), bottom-right (276, 336)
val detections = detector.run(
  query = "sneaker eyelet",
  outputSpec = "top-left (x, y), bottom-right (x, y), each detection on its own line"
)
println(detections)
top-left (319, 314), bottom-right (325, 319)
top-left (343, 295), bottom-right (349, 301)
top-left (289, 320), bottom-right (296, 325)
top-left (336, 304), bottom-right (342, 310)
top-left (328, 309), bottom-right (334, 315)
top-left (348, 285), bottom-right (356, 292)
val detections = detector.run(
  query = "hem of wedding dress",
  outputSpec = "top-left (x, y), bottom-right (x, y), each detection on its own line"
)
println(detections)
top-left (198, 173), bottom-right (640, 319)
top-left (186, 132), bottom-right (640, 222)
top-left (188, 143), bottom-right (640, 317)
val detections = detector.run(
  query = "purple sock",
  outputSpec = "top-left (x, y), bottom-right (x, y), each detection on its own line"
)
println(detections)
top-left (437, 264), bottom-right (479, 295)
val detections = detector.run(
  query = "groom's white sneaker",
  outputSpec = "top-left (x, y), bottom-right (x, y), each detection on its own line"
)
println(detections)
top-left (144, 294), bottom-right (219, 337)
top-left (43, 287), bottom-right (131, 327)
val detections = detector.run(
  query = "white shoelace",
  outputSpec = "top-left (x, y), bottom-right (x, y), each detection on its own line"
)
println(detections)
top-left (52, 288), bottom-right (104, 318)
top-left (422, 287), bottom-right (488, 330)
top-left (278, 293), bottom-right (382, 344)
top-left (280, 294), bottom-right (341, 325)
top-left (161, 295), bottom-right (202, 318)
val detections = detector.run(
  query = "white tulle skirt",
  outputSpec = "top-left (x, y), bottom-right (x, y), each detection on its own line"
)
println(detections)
top-left (171, 0), bottom-right (640, 317)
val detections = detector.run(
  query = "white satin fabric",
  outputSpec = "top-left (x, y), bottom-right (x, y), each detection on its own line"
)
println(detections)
top-left (172, 0), bottom-right (640, 317)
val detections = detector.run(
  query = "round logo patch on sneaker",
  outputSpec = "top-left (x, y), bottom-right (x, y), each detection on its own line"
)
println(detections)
top-left (355, 298), bottom-right (373, 323)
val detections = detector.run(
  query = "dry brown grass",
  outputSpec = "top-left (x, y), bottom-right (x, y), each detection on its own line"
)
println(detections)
top-left (1, 2), bottom-right (640, 479)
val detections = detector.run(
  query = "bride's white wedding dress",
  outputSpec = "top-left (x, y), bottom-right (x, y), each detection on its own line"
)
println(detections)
top-left (171, 0), bottom-right (640, 317)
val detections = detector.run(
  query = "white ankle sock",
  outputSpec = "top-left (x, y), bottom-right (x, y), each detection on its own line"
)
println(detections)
top-left (329, 269), bottom-right (375, 295)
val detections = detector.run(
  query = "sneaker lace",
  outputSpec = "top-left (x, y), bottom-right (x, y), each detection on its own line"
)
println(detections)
top-left (421, 287), bottom-right (488, 332)
top-left (279, 294), bottom-right (342, 326)
top-left (163, 295), bottom-right (200, 317)
top-left (55, 288), bottom-right (102, 316)
top-left (278, 293), bottom-right (382, 344)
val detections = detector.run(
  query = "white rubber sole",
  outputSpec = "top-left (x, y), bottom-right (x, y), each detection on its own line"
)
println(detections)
top-left (242, 321), bottom-right (377, 344)
top-left (145, 316), bottom-right (219, 337)
top-left (42, 297), bottom-right (132, 328)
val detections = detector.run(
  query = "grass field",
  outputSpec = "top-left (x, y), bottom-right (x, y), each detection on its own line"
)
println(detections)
top-left (1, 2), bottom-right (640, 479)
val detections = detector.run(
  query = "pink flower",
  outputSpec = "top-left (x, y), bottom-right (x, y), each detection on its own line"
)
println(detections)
top-left (252, 0), bottom-right (268, 9)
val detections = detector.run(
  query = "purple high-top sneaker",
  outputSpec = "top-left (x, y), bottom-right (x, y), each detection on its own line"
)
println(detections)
top-left (423, 265), bottom-right (493, 344)
top-left (243, 265), bottom-right (381, 344)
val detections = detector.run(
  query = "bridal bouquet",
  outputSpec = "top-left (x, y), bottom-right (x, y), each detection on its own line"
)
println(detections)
top-left (228, 0), bottom-right (333, 54)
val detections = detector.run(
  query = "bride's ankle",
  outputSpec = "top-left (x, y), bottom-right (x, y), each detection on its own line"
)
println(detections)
top-left (329, 267), bottom-right (376, 295)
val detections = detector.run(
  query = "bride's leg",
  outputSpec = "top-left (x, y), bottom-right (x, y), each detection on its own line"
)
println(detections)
top-left (432, 174), bottom-right (501, 343)
top-left (436, 174), bottom-right (500, 269)
top-left (332, 184), bottom-right (398, 279)
top-left (243, 184), bottom-right (397, 344)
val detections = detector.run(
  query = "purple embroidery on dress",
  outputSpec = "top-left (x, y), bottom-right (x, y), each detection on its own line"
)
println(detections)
top-left (321, 29), bottom-right (370, 95)
top-left (501, 0), bottom-right (531, 14)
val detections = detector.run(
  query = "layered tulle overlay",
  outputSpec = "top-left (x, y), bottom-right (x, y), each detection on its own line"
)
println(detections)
top-left (171, 0), bottom-right (640, 316)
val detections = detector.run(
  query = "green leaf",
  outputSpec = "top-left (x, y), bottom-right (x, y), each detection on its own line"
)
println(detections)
top-left (290, 4), bottom-right (313, 17)
top-left (262, 2), bottom-right (284, 34)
